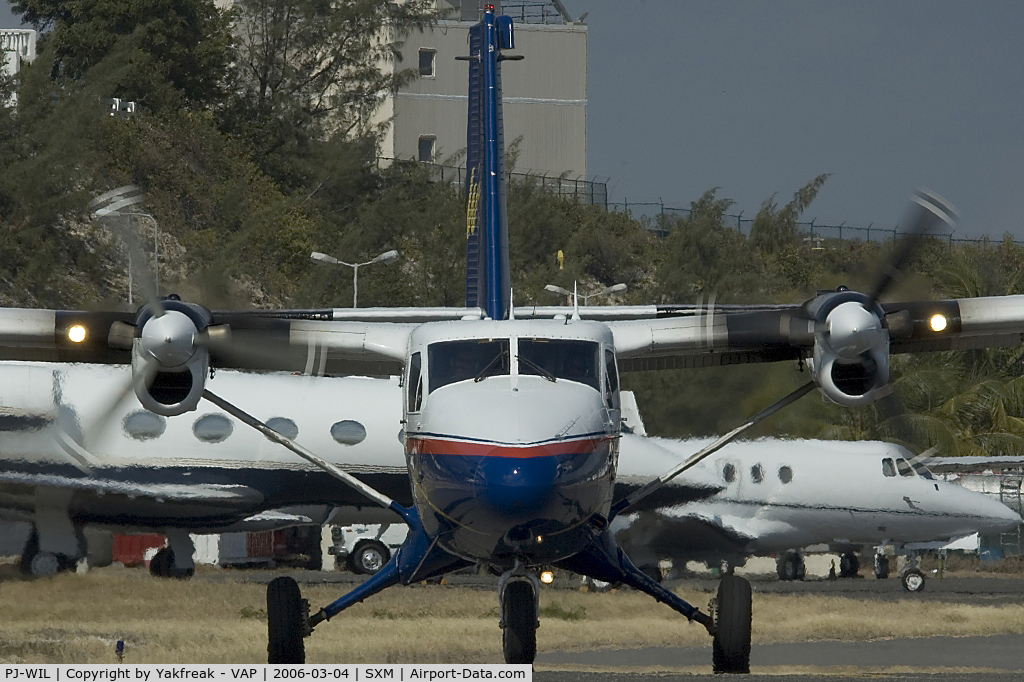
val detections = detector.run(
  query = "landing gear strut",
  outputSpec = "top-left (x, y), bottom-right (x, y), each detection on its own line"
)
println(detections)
top-left (776, 550), bottom-right (805, 581)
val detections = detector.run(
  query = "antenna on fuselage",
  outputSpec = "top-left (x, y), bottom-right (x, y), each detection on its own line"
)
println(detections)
top-left (460, 4), bottom-right (521, 321)
top-left (571, 282), bottom-right (581, 321)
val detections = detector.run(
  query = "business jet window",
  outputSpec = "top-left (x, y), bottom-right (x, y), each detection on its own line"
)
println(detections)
top-left (331, 420), bottom-right (367, 445)
top-left (722, 463), bottom-right (736, 483)
top-left (193, 414), bottom-right (233, 443)
top-left (123, 410), bottom-right (166, 440)
top-left (778, 466), bottom-right (793, 484)
top-left (882, 458), bottom-right (897, 477)
top-left (518, 338), bottom-right (600, 391)
top-left (266, 417), bottom-right (298, 441)
top-left (750, 464), bottom-right (764, 483)
top-left (896, 458), bottom-right (915, 477)
top-left (429, 339), bottom-right (510, 392)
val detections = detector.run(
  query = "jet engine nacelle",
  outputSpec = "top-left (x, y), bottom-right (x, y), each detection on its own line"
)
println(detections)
top-left (131, 301), bottom-right (213, 416)
top-left (804, 294), bottom-right (891, 407)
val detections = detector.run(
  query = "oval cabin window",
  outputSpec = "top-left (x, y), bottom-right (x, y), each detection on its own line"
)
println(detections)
top-left (331, 420), bottom-right (367, 446)
top-left (266, 417), bottom-right (298, 441)
top-left (193, 414), bottom-right (233, 443)
top-left (123, 410), bottom-right (166, 441)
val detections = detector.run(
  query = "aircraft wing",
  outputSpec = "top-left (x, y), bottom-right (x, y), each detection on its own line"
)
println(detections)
top-left (604, 296), bottom-right (1024, 372)
top-left (0, 470), bottom-right (264, 509)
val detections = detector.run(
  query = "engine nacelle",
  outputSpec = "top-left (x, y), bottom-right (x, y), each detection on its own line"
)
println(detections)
top-left (131, 302), bottom-right (212, 416)
top-left (805, 294), bottom-right (891, 407)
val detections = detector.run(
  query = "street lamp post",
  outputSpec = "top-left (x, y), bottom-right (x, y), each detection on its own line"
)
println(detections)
top-left (544, 282), bottom-right (627, 306)
top-left (311, 249), bottom-right (399, 307)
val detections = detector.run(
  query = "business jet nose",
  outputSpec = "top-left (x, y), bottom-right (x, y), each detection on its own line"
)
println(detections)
top-left (980, 495), bottom-right (1023, 534)
top-left (475, 455), bottom-right (559, 515)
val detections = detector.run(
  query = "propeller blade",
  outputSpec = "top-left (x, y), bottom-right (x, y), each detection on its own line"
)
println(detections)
top-left (868, 189), bottom-right (958, 305)
top-left (81, 359), bottom-right (159, 449)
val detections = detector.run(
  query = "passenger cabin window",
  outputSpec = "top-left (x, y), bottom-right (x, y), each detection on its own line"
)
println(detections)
top-left (407, 352), bottom-right (423, 411)
top-left (882, 458), bottom-right (897, 477)
top-left (723, 463), bottom-right (736, 483)
top-left (778, 466), bottom-right (793, 484)
top-left (428, 339), bottom-right (509, 392)
top-left (518, 338), bottom-right (600, 391)
top-left (604, 349), bottom-right (619, 408)
top-left (750, 464), bottom-right (764, 483)
top-left (896, 458), bottom-right (915, 477)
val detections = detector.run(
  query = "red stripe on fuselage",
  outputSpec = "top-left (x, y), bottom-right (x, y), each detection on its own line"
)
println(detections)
top-left (407, 435), bottom-right (613, 459)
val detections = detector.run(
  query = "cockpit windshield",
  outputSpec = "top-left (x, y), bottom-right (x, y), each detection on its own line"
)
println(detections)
top-left (428, 339), bottom-right (510, 392)
top-left (518, 338), bottom-right (600, 391)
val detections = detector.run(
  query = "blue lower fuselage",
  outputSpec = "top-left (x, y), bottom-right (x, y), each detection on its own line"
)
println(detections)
top-left (407, 432), bottom-right (618, 566)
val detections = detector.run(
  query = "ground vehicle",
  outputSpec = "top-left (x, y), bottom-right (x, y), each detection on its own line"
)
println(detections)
top-left (329, 524), bottom-right (407, 574)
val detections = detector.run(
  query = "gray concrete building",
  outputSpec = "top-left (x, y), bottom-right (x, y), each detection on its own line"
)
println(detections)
top-left (379, 0), bottom-right (587, 179)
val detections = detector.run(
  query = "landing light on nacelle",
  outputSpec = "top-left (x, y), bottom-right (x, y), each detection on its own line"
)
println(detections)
top-left (540, 570), bottom-right (554, 584)
top-left (67, 325), bottom-right (87, 343)
top-left (929, 313), bottom-right (948, 332)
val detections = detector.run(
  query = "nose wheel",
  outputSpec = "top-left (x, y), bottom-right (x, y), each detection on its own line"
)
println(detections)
top-left (499, 573), bottom-right (539, 664)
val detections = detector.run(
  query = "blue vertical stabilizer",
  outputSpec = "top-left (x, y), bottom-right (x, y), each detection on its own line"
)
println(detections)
top-left (463, 6), bottom-right (516, 320)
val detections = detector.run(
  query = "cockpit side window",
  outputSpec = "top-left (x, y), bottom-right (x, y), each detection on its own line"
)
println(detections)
top-left (882, 458), bottom-right (897, 477)
top-left (896, 458), bottom-right (915, 477)
top-left (518, 338), bottom-right (600, 391)
top-left (406, 352), bottom-right (423, 412)
top-left (604, 349), bottom-right (619, 408)
top-left (428, 339), bottom-right (510, 393)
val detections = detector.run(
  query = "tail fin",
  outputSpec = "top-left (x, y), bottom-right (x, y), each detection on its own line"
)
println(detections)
top-left (463, 6), bottom-right (518, 320)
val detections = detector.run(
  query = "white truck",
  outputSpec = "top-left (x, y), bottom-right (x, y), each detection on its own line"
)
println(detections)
top-left (329, 524), bottom-right (408, 574)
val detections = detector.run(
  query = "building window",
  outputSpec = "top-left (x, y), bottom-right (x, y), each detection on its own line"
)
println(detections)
top-left (419, 48), bottom-right (436, 77)
top-left (418, 136), bottom-right (436, 162)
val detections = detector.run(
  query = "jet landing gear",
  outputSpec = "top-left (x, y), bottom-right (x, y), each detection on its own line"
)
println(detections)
top-left (776, 550), bottom-right (805, 581)
top-left (498, 570), bottom-right (539, 664)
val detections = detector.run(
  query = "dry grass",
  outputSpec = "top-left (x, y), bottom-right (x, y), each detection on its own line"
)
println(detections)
top-left (0, 564), bottom-right (1023, 664)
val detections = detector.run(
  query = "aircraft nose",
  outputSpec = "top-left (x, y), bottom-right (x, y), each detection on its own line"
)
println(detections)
top-left (977, 494), bottom-right (1022, 534)
top-left (475, 455), bottom-right (559, 516)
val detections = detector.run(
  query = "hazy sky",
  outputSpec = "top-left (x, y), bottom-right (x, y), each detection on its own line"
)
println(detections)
top-left (4, 1), bottom-right (1023, 237)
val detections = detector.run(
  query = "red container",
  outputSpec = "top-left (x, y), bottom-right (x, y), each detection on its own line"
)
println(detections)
top-left (112, 533), bottom-right (166, 567)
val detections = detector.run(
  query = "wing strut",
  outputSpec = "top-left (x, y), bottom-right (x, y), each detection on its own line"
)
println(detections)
top-left (609, 380), bottom-right (815, 520)
top-left (201, 390), bottom-right (411, 521)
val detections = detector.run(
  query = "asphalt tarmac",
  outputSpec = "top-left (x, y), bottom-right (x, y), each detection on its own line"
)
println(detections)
top-left (212, 569), bottom-right (1024, 678)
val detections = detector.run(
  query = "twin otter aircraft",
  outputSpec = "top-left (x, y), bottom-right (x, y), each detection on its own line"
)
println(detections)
top-left (3, 5), bottom-right (1024, 673)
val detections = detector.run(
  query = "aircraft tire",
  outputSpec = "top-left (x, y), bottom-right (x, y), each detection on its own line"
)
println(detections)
top-left (350, 540), bottom-right (390, 575)
top-left (149, 548), bottom-right (194, 579)
top-left (501, 580), bottom-right (537, 664)
top-left (901, 568), bottom-right (926, 592)
top-left (874, 555), bottom-right (890, 580)
top-left (712, 575), bottom-right (751, 674)
top-left (267, 577), bottom-right (306, 664)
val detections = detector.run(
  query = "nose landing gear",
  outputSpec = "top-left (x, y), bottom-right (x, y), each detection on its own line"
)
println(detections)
top-left (498, 570), bottom-right (539, 664)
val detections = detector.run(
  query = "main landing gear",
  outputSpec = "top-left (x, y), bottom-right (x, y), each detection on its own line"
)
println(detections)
top-left (267, 577), bottom-right (309, 664)
top-left (776, 550), bottom-right (805, 581)
top-left (711, 575), bottom-right (752, 674)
